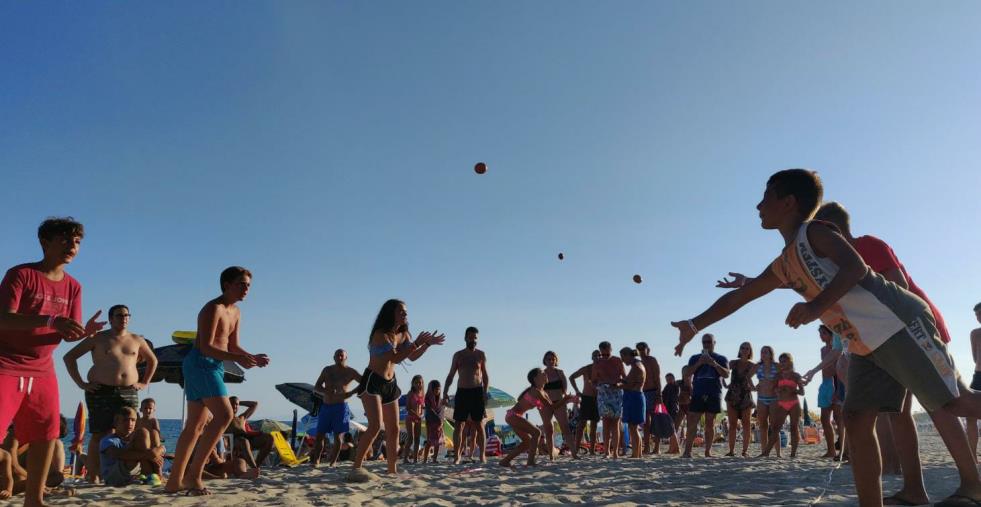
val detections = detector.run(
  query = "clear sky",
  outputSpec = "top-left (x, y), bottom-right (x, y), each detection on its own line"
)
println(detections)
top-left (2, 1), bottom-right (979, 421)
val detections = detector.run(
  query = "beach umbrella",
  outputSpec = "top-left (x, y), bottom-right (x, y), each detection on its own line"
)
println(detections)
top-left (275, 383), bottom-right (322, 416)
top-left (803, 398), bottom-right (813, 426)
top-left (254, 419), bottom-right (292, 434)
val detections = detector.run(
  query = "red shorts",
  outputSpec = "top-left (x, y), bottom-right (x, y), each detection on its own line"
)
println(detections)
top-left (0, 373), bottom-right (60, 444)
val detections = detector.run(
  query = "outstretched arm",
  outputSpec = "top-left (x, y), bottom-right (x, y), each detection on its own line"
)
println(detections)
top-left (673, 266), bottom-right (782, 356)
top-left (803, 349), bottom-right (843, 383)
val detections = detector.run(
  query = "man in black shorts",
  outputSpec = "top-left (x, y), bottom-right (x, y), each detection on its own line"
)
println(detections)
top-left (444, 327), bottom-right (489, 464)
top-left (569, 350), bottom-right (601, 455)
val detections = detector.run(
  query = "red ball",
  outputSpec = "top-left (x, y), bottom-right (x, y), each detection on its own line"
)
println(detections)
top-left (474, 162), bottom-right (487, 174)
top-left (633, 274), bottom-right (643, 284)
top-left (558, 253), bottom-right (564, 260)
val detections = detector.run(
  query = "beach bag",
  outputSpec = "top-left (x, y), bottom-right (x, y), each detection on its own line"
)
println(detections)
top-left (651, 403), bottom-right (675, 439)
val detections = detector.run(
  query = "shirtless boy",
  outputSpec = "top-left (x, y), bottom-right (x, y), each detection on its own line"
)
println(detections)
top-left (444, 327), bottom-right (489, 464)
top-left (164, 266), bottom-right (269, 496)
top-left (135, 399), bottom-right (161, 442)
top-left (675, 169), bottom-right (981, 507)
top-left (637, 342), bottom-right (661, 454)
top-left (620, 347), bottom-right (647, 458)
top-left (592, 341), bottom-right (626, 458)
top-left (569, 350), bottom-right (601, 455)
top-left (64, 304), bottom-right (158, 482)
top-left (311, 349), bottom-right (360, 467)
top-left (0, 217), bottom-right (106, 507)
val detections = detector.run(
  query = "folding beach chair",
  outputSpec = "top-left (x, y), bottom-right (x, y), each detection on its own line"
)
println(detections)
top-left (270, 431), bottom-right (308, 467)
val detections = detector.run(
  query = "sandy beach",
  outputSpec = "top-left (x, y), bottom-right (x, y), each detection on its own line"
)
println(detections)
top-left (12, 432), bottom-right (962, 506)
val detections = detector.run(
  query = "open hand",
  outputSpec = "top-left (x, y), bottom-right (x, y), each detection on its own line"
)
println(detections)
top-left (785, 302), bottom-right (822, 329)
top-left (83, 310), bottom-right (107, 337)
top-left (716, 272), bottom-right (748, 289)
top-left (254, 354), bottom-right (270, 367)
top-left (425, 330), bottom-right (446, 347)
top-left (671, 321), bottom-right (696, 356)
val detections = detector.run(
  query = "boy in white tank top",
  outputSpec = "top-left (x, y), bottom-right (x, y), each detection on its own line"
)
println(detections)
top-left (671, 169), bottom-right (981, 507)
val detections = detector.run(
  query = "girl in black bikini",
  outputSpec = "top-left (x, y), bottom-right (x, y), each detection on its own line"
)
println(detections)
top-left (347, 299), bottom-right (445, 482)
top-left (725, 341), bottom-right (756, 457)
top-left (541, 351), bottom-right (579, 460)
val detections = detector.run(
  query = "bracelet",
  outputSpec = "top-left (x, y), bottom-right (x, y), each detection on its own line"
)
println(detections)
top-left (46, 315), bottom-right (57, 328)
top-left (685, 319), bottom-right (698, 334)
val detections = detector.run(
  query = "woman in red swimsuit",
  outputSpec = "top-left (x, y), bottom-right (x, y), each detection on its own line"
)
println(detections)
top-left (500, 368), bottom-right (574, 468)
top-left (760, 353), bottom-right (805, 458)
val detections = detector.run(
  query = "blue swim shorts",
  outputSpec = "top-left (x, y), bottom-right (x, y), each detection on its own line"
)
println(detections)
top-left (817, 378), bottom-right (836, 409)
top-left (183, 347), bottom-right (227, 402)
top-left (316, 402), bottom-right (351, 436)
top-left (622, 390), bottom-right (646, 425)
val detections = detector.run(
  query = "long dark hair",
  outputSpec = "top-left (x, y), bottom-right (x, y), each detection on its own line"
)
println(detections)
top-left (369, 299), bottom-right (408, 343)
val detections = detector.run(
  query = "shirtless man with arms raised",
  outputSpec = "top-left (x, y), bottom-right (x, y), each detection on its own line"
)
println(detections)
top-left (64, 304), bottom-right (157, 483)
top-left (311, 349), bottom-right (361, 467)
top-left (444, 327), bottom-right (489, 464)
top-left (164, 266), bottom-right (269, 496)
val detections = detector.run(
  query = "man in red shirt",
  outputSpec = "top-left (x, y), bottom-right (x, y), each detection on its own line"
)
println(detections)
top-left (0, 217), bottom-right (105, 507)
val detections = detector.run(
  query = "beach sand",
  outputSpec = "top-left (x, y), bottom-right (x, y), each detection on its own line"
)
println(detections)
top-left (17, 432), bottom-right (965, 506)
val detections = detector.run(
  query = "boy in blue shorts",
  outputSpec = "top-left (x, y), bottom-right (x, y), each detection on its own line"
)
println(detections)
top-left (165, 267), bottom-right (269, 496)
top-left (673, 169), bottom-right (981, 507)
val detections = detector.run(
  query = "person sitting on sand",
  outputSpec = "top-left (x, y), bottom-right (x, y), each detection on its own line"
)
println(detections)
top-left (226, 397), bottom-right (274, 468)
top-left (500, 368), bottom-right (574, 468)
top-left (403, 375), bottom-right (425, 464)
top-left (202, 445), bottom-right (259, 480)
top-left (63, 303), bottom-right (158, 483)
top-left (620, 347), bottom-right (647, 459)
top-left (592, 341), bottom-right (626, 459)
top-left (311, 348), bottom-right (360, 467)
top-left (347, 299), bottom-right (444, 482)
top-left (423, 380), bottom-right (445, 463)
top-left (760, 353), bottom-right (804, 458)
top-left (569, 350), bottom-right (601, 456)
top-left (724, 342), bottom-right (756, 457)
top-left (4, 417), bottom-right (68, 489)
top-left (135, 398), bottom-right (162, 444)
top-left (99, 407), bottom-right (164, 487)
top-left (540, 351), bottom-right (578, 460)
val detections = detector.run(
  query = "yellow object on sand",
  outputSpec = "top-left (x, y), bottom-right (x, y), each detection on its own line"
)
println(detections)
top-left (172, 331), bottom-right (196, 344)
top-left (270, 431), bottom-right (308, 467)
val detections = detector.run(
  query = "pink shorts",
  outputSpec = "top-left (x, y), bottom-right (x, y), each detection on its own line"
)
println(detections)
top-left (0, 373), bottom-right (60, 444)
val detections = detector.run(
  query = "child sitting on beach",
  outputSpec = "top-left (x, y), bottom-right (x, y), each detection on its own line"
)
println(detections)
top-left (423, 380), bottom-right (445, 463)
top-left (403, 375), bottom-right (424, 464)
top-left (759, 353), bottom-right (804, 458)
top-left (100, 407), bottom-right (164, 487)
top-left (135, 399), bottom-right (162, 443)
top-left (500, 368), bottom-right (574, 468)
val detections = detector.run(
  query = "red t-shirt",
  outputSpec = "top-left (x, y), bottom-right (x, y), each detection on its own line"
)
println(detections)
top-left (0, 263), bottom-right (83, 376)
top-left (853, 235), bottom-right (951, 343)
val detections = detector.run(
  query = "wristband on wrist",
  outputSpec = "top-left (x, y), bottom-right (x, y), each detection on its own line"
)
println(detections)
top-left (46, 315), bottom-right (57, 328)
top-left (685, 319), bottom-right (698, 334)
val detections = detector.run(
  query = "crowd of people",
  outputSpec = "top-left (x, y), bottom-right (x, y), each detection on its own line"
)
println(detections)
top-left (2, 169), bottom-right (981, 507)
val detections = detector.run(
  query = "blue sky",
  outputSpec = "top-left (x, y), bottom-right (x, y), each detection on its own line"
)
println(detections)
top-left (2, 1), bottom-right (979, 420)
